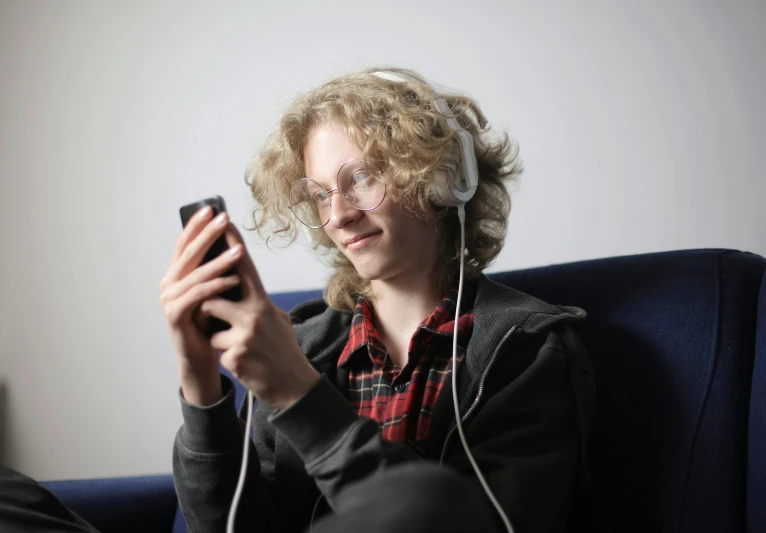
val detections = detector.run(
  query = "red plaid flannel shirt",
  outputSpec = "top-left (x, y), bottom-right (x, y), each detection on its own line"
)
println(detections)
top-left (337, 287), bottom-right (474, 453)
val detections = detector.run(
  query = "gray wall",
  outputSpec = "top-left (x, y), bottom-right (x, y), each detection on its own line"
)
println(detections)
top-left (0, 0), bottom-right (764, 480)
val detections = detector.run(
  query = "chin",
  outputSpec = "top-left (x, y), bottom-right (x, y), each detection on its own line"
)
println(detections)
top-left (353, 267), bottom-right (385, 282)
top-left (349, 259), bottom-right (390, 282)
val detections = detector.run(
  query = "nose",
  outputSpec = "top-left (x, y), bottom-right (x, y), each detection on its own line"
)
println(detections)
top-left (326, 191), bottom-right (361, 229)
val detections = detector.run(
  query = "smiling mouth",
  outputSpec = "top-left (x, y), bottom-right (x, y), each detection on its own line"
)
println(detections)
top-left (345, 231), bottom-right (382, 250)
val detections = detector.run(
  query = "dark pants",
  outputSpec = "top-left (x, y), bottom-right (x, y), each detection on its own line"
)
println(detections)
top-left (0, 467), bottom-right (99, 533)
top-left (0, 464), bottom-right (498, 533)
top-left (311, 462), bottom-right (500, 533)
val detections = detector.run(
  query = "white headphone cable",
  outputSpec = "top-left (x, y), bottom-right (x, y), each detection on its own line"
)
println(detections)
top-left (452, 205), bottom-right (515, 533)
top-left (227, 389), bottom-right (254, 533)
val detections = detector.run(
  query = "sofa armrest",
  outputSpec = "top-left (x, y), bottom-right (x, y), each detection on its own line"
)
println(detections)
top-left (41, 474), bottom-right (177, 533)
top-left (749, 270), bottom-right (766, 533)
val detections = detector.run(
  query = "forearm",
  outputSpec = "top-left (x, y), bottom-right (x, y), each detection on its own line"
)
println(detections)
top-left (179, 368), bottom-right (223, 406)
top-left (268, 375), bottom-right (424, 510)
top-left (173, 375), bottom-right (277, 533)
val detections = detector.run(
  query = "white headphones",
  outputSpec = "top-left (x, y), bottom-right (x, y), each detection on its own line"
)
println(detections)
top-left (372, 71), bottom-right (479, 207)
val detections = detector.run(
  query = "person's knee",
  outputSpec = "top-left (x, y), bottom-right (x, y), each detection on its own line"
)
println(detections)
top-left (0, 466), bottom-right (46, 502)
top-left (0, 467), bottom-right (100, 533)
top-left (390, 462), bottom-right (477, 501)
top-left (327, 462), bottom-right (498, 532)
top-left (405, 463), bottom-right (493, 514)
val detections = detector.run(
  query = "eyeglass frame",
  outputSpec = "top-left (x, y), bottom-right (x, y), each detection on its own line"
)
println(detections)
top-left (288, 158), bottom-right (387, 229)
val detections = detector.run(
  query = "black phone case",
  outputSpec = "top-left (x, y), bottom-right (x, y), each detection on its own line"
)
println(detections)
top-left (179, 196), bottom-right (243, 337)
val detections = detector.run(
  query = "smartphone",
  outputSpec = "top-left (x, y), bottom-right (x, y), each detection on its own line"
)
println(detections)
top-left (179, 195), bottom-right (243, 337)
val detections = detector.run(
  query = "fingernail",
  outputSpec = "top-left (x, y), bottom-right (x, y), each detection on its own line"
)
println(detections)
top-left (216, 212), bottom-right (228, 225)
top-left (199, 206), bottom-right (213, 218)
top-left (230, 244), bottom-right (242, 256)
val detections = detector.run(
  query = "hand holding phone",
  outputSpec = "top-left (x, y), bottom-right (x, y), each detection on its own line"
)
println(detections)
top-left (179, 195), bottom-right (243, 336)
top-left (169, 194), bottom-right (321, 412)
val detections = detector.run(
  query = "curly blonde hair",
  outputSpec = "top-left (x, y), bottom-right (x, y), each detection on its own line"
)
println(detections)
top-left (244, 66), bottom-right (522, 312)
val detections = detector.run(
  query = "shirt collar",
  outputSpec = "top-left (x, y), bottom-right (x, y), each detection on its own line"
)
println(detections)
top-left (337, 285), bottom-right (475, 368)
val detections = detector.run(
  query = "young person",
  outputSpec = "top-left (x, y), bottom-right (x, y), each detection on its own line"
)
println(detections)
top-left (162, 67), bottom-right (595, 533)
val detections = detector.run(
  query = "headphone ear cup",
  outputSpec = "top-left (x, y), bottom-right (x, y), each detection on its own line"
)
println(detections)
top-left (430, 163), bottom-right (473, 207)
top-left (429, 168), bottom-right (457, 207)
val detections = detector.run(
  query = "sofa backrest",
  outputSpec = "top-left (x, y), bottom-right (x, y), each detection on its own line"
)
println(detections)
top-left (748, 269), bottom-right (766, 533)
top-left (491, 249), bottom-right (765, 532)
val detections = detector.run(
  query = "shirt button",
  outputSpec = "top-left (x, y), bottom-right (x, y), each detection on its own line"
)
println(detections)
top-left (393, 383), bottom-right (406, 393)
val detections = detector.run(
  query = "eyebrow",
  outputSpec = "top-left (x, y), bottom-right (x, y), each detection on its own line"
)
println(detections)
top-left (303, 158), bottom-right (361, 188)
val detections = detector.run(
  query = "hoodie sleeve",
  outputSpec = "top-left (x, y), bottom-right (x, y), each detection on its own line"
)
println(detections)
top-left (266, 374), bottom-right (426, 509)
top-left (172, 375), bottom-right (278, 533)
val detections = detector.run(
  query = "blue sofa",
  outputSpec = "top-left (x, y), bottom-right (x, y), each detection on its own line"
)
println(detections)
top-left (41, 248), bottom-right (766, 533)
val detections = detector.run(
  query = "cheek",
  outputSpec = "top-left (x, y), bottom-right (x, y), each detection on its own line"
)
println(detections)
top-left (313, 228), bottom-right (337, 248)
top-left (394, 218), bottom-right (437, 251)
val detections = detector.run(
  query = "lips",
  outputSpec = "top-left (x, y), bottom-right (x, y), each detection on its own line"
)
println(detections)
top-left (344, 231), bottom-right (382, 249)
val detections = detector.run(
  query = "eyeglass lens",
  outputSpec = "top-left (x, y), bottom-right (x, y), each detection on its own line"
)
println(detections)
top-left (289, 160), bottom-right (386, 228)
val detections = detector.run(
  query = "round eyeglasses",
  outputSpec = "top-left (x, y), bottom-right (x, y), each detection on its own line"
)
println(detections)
top-left (289, 159), bottom-right (387, 229)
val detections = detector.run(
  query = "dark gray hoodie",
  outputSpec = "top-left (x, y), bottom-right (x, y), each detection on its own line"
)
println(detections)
top-left (172, 275), bottom-right (595, 533)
